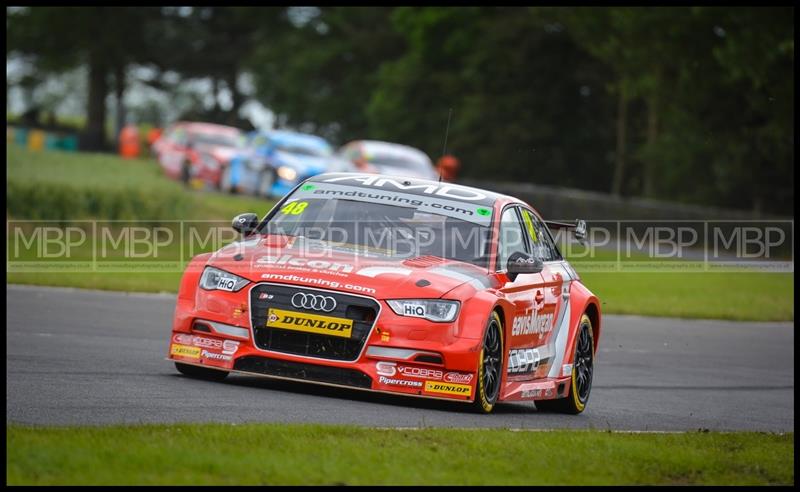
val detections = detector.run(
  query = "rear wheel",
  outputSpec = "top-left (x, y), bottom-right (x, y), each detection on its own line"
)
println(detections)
top-left (471, 311), bottom-right (503, 413)
top-left (174, 362), bottom-right (229, 382)
top-left (535, 314), bottom-right (594, 414)
top-left (219, 165), bottom-right (236, 194)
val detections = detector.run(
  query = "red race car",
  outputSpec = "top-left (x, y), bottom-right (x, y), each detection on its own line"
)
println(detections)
top-left (168, 173), bottom-right (601, 414)
top-left (153, 121), bottom-right (242, 188)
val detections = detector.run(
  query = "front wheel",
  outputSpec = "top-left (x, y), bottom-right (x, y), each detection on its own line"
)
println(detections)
top-left (175, 362), bottom-right (229, 382)
top-left (471, 311), bottom-right (504, 414)
top-left (536, 313), bottom-right (594, 414)
top-left (180, 160), bottom-right (191, 186)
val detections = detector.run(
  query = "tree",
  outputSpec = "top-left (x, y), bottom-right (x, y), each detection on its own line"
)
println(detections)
top-left (563, 6), bottom-right (793, 214)
top-left (565, 7), bottom-right (687, 197)
top-left (247, 7), bottom-right (405, 143)
top-left (141, 7), bottom-right (281, 128)
top-left (7, 6), bottom-right (158, 150)
top-left (366, 7), bottom-right (616, 189)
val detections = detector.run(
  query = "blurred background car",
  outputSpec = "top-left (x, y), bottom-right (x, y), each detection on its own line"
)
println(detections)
top-left (337, 140), bottom-right (439, 180)
top-left (224, 129), bottom-right (336, 198)
top-left (220, 130), bottom-right (277, 197)
top-left (153, 121), bottom-right (242, 188)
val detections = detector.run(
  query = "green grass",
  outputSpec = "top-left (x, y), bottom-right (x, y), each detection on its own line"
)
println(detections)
top-left (6, 424), bottom-right (793, 485)
top-left (9, 144), bottom-right (168, 190)
top-left (7, 145), bottom-right (275, 221)
top-left (6, 272), bottom-right (183, 293)
top-left (580, 271), bottom-right (794, 321)
top-left (561, 245), bottom-right (794, 320)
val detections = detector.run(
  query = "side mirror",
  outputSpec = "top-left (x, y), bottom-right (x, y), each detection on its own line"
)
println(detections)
top-left (232, 213), bottom-right (259, 235)
top-left (506, 251), bottom-right (543, 282)
top-left (574, 219), bottom-right (587, 243)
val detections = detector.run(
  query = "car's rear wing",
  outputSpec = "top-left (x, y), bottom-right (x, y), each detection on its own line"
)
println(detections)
top-left (544, 219), bottom-right (587, 244)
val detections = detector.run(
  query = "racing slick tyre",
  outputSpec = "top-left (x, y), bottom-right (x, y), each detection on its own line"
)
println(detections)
top-left (535, 314), bottom-right (594, 414)
top-left (471, 311), bottom-right (504, 414)
top-left (174, 362), bottom-right (229, 382)
top-left (180, 160), bottom-right (191, 186)
top-left (219, 165), bottom-right (237, 194)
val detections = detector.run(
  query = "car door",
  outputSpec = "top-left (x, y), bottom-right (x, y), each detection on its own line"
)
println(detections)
top-left (159, 126), bottom-right (189, 177)
top-left (521, 207), bottom-right (574, 379)
top-left (496, 206), bottom-right (548, 381)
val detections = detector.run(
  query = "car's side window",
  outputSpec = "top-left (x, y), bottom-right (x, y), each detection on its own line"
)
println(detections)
top-left (521, 209), bottom-right (561, 261)
top-left (536, 213), bottom-right (562, 261)
top-left (344, 145), bottom-right (360, 162)
top-left (172, 128), bottom-right (187, 146)
top-left (497, 207), bottom-right (529, 270)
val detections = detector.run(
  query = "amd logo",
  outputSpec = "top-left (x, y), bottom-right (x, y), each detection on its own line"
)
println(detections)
top-left (323, 175), bottom-right (487, 201)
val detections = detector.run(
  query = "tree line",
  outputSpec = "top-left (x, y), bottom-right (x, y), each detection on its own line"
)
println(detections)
top-left (7, 6), bottom-right (794, 214)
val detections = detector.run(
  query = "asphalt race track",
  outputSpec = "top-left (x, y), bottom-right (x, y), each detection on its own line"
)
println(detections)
top-left (6, 284), bottom-right (794, 431)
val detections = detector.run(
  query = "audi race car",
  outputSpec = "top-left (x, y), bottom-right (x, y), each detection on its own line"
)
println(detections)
top-left (168, 173), bottom-right (601, 413)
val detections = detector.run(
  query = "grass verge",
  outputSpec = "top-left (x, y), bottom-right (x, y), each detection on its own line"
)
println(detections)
top-left (6, 424), bottom-right (793, 485)
top-left (6, 145), bottom-right (274, 221)
top-left (580, 271), bottom-right (794, 321)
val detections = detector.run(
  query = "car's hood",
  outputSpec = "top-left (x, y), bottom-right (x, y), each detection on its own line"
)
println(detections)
top-left (273, 151), bottom-right (329, 175)
top-left (206, 235), bottom-right (496, 299)
top-left (197, 144), bottom-right (239, 163)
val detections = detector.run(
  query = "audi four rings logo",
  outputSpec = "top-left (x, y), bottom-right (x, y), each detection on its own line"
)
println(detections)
top-left (291, 292), bottom-right (337, 312)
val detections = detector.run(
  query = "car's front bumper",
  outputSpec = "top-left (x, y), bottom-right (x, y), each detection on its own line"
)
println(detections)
top-left (169, 279), bottom-right (484, 404)
top-left (168, 325), bottom-right (482, 403)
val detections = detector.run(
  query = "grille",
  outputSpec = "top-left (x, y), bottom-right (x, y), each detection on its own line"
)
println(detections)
top-left (234, 356), bottom-right (373, 389)
top-left (250, 283), bottom-right (379, 361)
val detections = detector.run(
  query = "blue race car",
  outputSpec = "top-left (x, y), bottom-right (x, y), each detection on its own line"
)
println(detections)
top-left (222, 130), bottom-right (347, 198)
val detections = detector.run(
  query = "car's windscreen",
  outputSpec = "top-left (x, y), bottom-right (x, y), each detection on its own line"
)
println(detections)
top-left (262, 194), bottom-right (492, 268)
top-left (190, 132), bottom-right (239, 148)
top-left (368, 153), bottom-right (432, 173)
top-left (275, 143), bottom-right (332, 157)
top-left (249, 135), bottom-right (269, 148)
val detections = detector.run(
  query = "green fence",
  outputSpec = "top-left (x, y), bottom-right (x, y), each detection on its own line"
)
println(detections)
top-left (7, 125), bottom-right (79, 152)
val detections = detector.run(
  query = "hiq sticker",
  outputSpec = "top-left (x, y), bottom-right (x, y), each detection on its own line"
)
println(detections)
top-left (403, 304), bottom-right (426, 317)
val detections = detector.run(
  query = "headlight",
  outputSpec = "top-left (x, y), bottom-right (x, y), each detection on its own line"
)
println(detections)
top-left (199, 266), bottom-right (249, 292)
top-left (277, 166), bottom-right (298, 181)
top-left (386, 299), bottom-right (460, 322)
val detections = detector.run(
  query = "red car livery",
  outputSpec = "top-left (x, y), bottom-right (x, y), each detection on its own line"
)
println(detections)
top-left (168, 173), bottom-right (601, 414)
top-left (153, 121), bottom-right (242, 188)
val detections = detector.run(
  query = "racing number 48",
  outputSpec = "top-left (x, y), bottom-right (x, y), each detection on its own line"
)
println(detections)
top-left (281, 201), bottom-right (308, 215)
